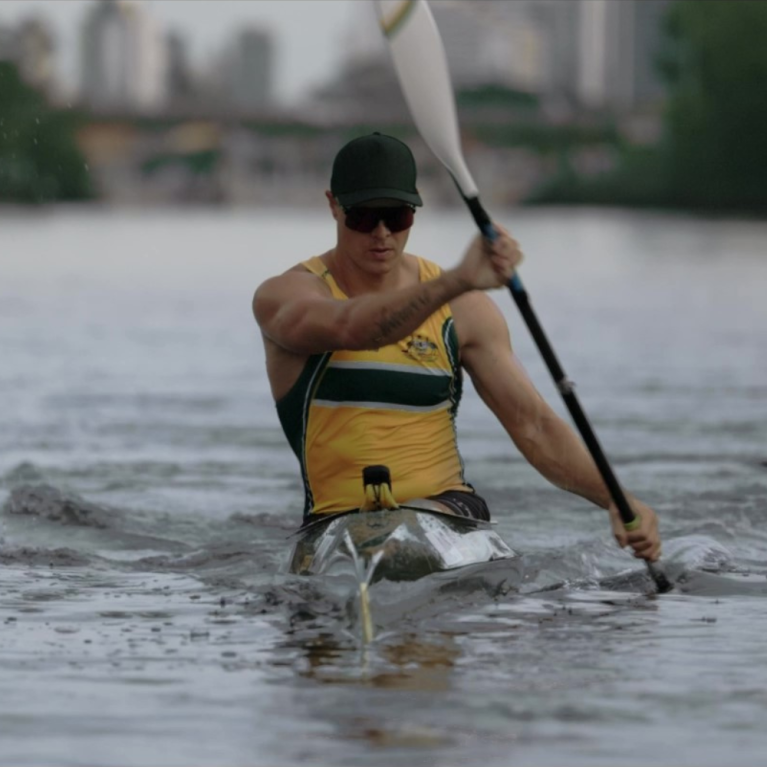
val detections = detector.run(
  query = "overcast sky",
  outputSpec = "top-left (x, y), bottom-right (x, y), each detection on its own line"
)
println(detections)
top-left (0, 0), bottom-right (377, 103)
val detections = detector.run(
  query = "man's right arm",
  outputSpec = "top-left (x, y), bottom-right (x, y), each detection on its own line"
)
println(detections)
top-left (252, 268), bottom-right (471, 356)
top-left (254, 228), bottom-right (522, 355)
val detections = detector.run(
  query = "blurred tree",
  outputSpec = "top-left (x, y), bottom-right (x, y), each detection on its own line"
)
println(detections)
top-left (658, 0), bottom-right (767, 211)
top-left (0, 62), bottom-right (93, 204)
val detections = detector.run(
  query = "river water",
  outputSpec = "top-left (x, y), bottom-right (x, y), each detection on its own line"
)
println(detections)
top-left (1, 206), bottom-right (766, 766)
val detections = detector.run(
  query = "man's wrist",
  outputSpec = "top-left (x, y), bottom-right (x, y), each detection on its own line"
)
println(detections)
top-left (440, 268), bottom-right (472, 298)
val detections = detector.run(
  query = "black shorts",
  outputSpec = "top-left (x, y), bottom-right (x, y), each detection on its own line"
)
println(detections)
top-left (427, 489), bottom-right (491, 521)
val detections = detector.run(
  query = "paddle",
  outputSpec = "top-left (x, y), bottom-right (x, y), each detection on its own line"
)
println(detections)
top-left (375, 0), bottom-right (673, 594)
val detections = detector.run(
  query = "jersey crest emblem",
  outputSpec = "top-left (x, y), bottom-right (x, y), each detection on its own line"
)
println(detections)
top-left (402, 334), bottom-right (438, 362)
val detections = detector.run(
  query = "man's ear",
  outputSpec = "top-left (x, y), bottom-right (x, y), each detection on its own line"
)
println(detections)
top-left (325, 190), bottom-right (339, 221)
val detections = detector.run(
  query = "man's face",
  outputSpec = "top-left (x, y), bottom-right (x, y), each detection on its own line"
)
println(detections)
top-left (328, 194), bottom-right (414, 275)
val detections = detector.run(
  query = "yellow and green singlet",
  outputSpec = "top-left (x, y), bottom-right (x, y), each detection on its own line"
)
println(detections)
top-left (276, 255), bottom-right (472, 519)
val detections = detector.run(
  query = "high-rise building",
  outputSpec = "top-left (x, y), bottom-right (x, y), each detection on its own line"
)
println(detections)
top-left (0, 17), bottom-right (56, 97)
top-left (313, 0), bottom-right (549, 124)
top-left (16, 19), bottom-right (56, 95)
top-left (631, 0), bottom-right (671, 107)
top-left (0, 25), bottom-right (13, 57)
top-left (225, 27), bottom-right (273, 113)
top-left (577, 0), bottom-right (670, 112)
top-left (339, 1), bottom-right (547, 94)
top-left (428, 0), bottom-right (670, 113)
top-left (516, 0), bottom-right (581, 103)
top-left (430, 1), bottom-right (547, 93)
top-left (81, 0), bottom-right (167, 112)
top-left (320, 0), bottom-right (669, 123)
top-left (166, 30), bottom-right (195, 109)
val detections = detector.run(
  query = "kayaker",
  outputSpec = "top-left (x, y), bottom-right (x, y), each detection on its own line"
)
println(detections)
top-left (253, 132), bottom-right (662, 562)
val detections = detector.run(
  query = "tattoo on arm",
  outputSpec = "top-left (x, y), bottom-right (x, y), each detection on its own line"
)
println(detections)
top-left (371, 286), bottom-right (443, 347)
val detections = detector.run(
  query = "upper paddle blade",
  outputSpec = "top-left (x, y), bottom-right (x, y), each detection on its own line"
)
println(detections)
top-left (375, 0), bottom-right (478, 198)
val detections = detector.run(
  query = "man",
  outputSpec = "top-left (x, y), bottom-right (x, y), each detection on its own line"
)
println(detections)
top-left (253, 133), bottom-right (661, 561)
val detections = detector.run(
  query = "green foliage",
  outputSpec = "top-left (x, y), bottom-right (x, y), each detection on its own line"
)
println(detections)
top-left (0, 62), bottom-right (93, 204)
top-left (457, 84), bottom-right (539, 111)
top-left (527, 144), bottom-right (671, 208)
top-left (142, 149), bottom-right (221, 176)
top-left (245, 121), bottom-right (325, 138)
top-left (531, 1), bottom-right (767, 213)
top-left (657, 0), bottom-right (767, 211)
top-left (476, 120), bottom-right (619, 154)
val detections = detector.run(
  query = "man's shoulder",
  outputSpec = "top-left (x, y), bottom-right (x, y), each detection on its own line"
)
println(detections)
top-left (450, 289), bottom-right (497, 316)
top-left (285, 262), bottom-right (313, 275)
top-left (450, 290), bottom-right (508, 350)
top-left (255, 259), bottom-right (331, 303)
top-left (281, 254), bottom-right (328, 277)
top-left (410, 253), bottom-right (442, 281)
top-left (263, 254), bottom-right (329, 284)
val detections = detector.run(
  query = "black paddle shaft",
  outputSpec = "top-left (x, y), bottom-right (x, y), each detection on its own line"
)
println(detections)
top-left (465, 196), bottom-right (672, 593)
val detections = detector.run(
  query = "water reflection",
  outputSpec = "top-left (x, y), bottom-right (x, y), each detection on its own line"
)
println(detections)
top-left (288, 629), bottom-right (460, 690)
top-left (287, 629), bottom-right (461, 749)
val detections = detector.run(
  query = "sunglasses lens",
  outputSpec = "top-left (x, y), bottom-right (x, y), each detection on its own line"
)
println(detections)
top-left (386, 206), bottom-right (414, 232)
top-left (344, 206), bottom-right (414, 233)
top-left (344, 208), bottom-right (378, 232)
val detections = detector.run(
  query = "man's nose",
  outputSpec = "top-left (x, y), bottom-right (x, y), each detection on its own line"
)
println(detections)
top-left (371, 218), bottom-right (390, 235)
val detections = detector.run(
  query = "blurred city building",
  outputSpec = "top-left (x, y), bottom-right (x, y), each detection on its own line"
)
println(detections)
top-left (165, 30), bottom-right (197, 110)
top-left (4, 0), bottom-right (670, 120)
top-left (307, 0), bottom-right (670, 127)
top-left (310, 1), bottom-right (547, 124)
top-left (462, 0), bottom-right (671, 113)
top-left (433, 0), bottom-right (547, 93)
top-left (223, 27), bottom-right (273, 112)
top-left (81, 0), bottom-right (168, 113)
top-left (0, 16), bottom-right (56, 98)
top-left (1, 0), bottom-right (675, 207)
top-left (78, 2), bottom-right (275, 118)
top-left (577, 0), bottom-right (670, 112)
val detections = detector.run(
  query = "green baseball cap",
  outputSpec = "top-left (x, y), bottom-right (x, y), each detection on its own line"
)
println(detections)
top-left (330, 132), bottom-right (423, 208)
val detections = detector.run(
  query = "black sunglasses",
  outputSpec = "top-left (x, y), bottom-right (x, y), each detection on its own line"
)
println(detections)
top-left (343, 205), bottom-right (415, 234)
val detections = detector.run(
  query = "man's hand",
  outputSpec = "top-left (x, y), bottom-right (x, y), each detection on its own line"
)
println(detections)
top-left (451, 225), bottom-right (524, 291)
top-left (608, 499), bottom-right (662, 561)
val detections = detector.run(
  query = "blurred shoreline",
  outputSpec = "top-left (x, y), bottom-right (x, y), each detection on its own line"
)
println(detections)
top-left (2, 199), bottom-right (765, 224)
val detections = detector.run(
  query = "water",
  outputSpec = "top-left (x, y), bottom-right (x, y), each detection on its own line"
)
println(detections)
top-left (1, 206), bottom-right (766, 766)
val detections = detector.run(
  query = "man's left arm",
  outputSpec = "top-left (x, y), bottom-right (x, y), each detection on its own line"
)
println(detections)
top-left (453, 290), bottom-right (661, 561)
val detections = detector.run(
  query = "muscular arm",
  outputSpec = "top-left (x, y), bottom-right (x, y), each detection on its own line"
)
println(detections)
top-left (255, 221), bottom-right (523, 356)
top-left (254, 265), bottom-right (471, 356)
top-left (454, 291), bottom-right (613, 508)
top-left (454, 290), bottom-right (661, 560)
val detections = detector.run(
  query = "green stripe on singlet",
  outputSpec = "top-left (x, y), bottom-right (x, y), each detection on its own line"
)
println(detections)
top-left (442, 316), bottom-right (466, 482)
top-left (275, 351), bottom-right (333, 517)
top-left (314, 363), bottom-right (452, 409)
top-left (442, 317), bottom-right (462, 415)
top-left (276, 352), bottom-right (331, 461)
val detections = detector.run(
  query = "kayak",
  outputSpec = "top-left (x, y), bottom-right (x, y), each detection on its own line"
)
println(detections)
top-left (286, 468), bottom-right (516, 641)
top-left (288, 504), bottom-right (515, 584)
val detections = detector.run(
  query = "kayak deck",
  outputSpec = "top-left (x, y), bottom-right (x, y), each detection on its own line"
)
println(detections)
top-left (288, 506), bottom-right (515, 583)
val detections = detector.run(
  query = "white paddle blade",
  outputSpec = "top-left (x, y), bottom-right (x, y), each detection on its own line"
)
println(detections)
top-left (375, 0), bottom-right (478, 198)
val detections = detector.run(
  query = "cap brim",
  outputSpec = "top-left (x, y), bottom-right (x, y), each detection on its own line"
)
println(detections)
top-left (335, 187), bottom-right (423, 207)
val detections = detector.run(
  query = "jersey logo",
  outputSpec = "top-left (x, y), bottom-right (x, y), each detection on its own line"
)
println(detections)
top-left (402, 334), bottom-right (438, 362)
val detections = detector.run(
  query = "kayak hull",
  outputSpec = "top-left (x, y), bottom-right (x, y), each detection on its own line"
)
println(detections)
top-left (288, 506), bottom-right (515, 583)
